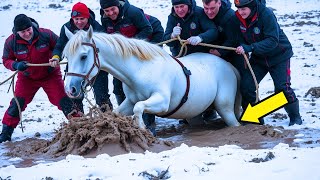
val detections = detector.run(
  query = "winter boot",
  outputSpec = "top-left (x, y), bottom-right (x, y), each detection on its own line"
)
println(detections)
top-left (284, 100), bottom-right (303, 126)
top-left (259, 117), bottom-right (264, 125)
top-left (115, 95), bottom-right (126, 106)
top-left (143, 113), bottom-right (156, 136)
top-left (0, 124), bottom-right (14, 143)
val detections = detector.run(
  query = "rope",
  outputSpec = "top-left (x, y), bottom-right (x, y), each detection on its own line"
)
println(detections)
top-left (0, 71), bottom-right (18, 86)
top-left (0, 61), bottom-right (67, 132)
top-left (241, 52), bottom-right (259, 103)
top-left (0, 39), bottom-right (259, 127)
top-left (11, 76), bottom-right (24, 132)
top-left (157, 37), bottom-right (259, 103)
top-left (26, 61), bottom-right (67, 67)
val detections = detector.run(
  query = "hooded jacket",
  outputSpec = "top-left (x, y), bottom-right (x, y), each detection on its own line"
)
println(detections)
top-left (210, 0), bottom-right (243, 57)
top-left (163, 0), bottom-right (218, 56)
top-left (52, 9), bottom-right (104, 60)
top-left (235, 1), bottom-right (293, 66)
top-left (100, 0), bottom-right (153, 39)
top-left (145, 15), bottom-right (164, 44)
top-left (3, 19), bottom-right (59, 80)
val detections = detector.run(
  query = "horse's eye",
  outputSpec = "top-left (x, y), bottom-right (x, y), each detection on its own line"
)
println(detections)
top-left (81, 55), bottom-right (87, 61)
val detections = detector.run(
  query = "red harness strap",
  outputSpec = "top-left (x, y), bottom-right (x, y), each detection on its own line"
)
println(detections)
top-left (158, 56), bottom-right (191, 118)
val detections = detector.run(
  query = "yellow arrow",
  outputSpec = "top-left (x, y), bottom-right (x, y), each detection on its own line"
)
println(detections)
top-left (241, 91), bottom-right (288, 124)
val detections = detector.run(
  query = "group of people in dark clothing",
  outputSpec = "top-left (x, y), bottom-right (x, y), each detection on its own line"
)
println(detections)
top-left (0, 0), bottom-right (302, 143)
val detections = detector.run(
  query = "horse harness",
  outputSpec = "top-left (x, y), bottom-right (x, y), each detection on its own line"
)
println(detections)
top-left (65, 40), bottom-right (101, 92)
top-left (66, 40), bottom-right (192, 117)
top-left (158, 56), bottom-right (191, 118)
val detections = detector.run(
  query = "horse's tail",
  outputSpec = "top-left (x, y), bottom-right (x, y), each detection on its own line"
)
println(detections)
top-left (230, 64), bottom-right (242, 120)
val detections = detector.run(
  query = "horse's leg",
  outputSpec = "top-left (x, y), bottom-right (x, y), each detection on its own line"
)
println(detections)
top-left (114, 98), bottom-right (134, 116)
top-left (234, 90), bottom-right (242, 120)
top-left (133, 92), bottom-right (170, 129)
top-left (214, 90), bottom-right (241, 127)
top-left (231, 63), bottom-right (242, 120)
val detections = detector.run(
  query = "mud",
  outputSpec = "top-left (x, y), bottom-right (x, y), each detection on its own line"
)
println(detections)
top-left (1, 8), bottom-right (320, 169)
top-left (2, 111), bottom-right (320, 168)
top-left (1, 108), bottom-right (174, 168)
top-left (305, 87), bottom-right (320, 98)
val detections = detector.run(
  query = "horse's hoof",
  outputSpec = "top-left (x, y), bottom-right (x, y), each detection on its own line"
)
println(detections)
top-left (133, 115), bottom-right (146, 129)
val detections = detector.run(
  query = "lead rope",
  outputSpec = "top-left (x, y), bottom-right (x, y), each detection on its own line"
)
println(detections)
top-left (157, 37), bottom-right (259, 103)
top-left (0, 38), bottom-right (259, 131)
top-left (0, 62), bottom-right (68, 132)
top-left (11, 76), bottom-right (24, 132)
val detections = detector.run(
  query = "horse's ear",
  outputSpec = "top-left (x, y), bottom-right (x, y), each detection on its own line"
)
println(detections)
top-left (64, 26), bottom-right (74, 40)
top-left (87, 25), bottom-right (93, 40)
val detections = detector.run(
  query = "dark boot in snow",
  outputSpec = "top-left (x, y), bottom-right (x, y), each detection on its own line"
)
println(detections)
top-left (143, 113), bottom-right (156, 136)
top-left (0, 124), bottom-right (14, 143)
top-left (284, 100), bottom-right (303, 126)
top-left (259, 117), bottom-right (265, 125)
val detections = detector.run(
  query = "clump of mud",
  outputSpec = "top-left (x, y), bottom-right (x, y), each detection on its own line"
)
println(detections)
top-left (4, 107), bottom-right (174, 161)
top-left (305, 87), bottom-right (320, 98)
top-left (44, 108), bottom-right (161, 157)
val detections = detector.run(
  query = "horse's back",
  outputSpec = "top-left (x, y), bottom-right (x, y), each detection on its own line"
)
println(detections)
top-left (179, 53), bottom-right (238, 87)
top-left (180, 53), bottom-right (236, 75)
top-left (168, 53), bottom-right (238, 119)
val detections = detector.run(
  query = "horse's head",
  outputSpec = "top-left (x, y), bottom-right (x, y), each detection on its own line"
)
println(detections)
top-left (63, 26), bottom-right (100, 99)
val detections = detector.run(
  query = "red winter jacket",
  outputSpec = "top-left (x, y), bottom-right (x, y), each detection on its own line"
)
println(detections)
top-left (2, 25), bottom-right (60, 80)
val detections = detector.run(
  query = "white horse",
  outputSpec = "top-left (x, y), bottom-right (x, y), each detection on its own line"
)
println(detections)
top-left (63, 26), bottom-right (241, 128)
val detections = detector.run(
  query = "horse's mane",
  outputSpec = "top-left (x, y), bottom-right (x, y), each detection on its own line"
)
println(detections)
top-left (63, 30), bottom-right (170, 61)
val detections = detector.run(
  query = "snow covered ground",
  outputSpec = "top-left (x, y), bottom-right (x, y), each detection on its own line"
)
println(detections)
top-left (0, 0), bottom-right (320, 179)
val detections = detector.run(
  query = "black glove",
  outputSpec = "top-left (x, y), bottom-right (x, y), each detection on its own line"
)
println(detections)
top-left (241, 44), bottom-right (253, 53)
top-left (12, 61), bottom-right (28, 71)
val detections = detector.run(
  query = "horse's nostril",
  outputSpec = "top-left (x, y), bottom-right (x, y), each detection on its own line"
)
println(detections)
top-left (71, 86), bottom-right (77, 95)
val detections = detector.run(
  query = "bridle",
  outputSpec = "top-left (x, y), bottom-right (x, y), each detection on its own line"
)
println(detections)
top-left (65, 39), bottom-right (101, 92)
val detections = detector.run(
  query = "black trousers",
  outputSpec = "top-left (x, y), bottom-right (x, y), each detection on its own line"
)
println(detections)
top-left (240, 58), bottom-right (297, 109)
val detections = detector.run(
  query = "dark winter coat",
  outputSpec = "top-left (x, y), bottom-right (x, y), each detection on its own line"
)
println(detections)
top-left (2, 21), bottom-right (59, 80)
top-left (100, 0), bottom-right (153, 39)
top-left (211, 0), bottom-right (242, 58)
top-left (146, 15), bottom-right (164, 44)
top-left (52, 9), bottom-right (104, 60)
top-left (163, 0), bottom-right (218, 56)
top-left (235, 1), bottom-right (293, 66)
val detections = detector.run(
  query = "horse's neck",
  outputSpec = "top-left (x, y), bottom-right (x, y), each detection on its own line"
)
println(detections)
top-left (99, 52), bottom-right (141, 87)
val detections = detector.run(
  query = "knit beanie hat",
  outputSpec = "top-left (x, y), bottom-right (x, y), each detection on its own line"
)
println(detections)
top-left (234, 0), bottom-right (256, 8)
top-left (100, 0), bottom-right (120, 9)
top-left (246, 0), bottom-right (257, 11)
top-left (14, 14), bottom-right (32, 32)
top-left (171, 0), bottom-right (191, 6)
top-left (71, 2), bottom-right (90, 19)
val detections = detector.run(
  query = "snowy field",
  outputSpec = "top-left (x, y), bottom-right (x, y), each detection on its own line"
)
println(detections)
top-left (0, 0), bottom-right (320, 179)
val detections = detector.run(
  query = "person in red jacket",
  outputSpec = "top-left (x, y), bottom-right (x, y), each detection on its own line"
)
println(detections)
top-left (0, 14), bottom-right (81, 143)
